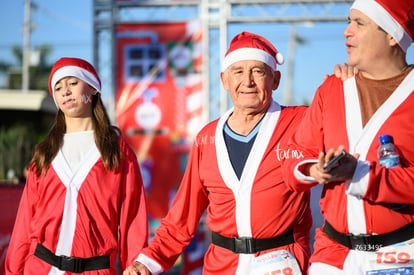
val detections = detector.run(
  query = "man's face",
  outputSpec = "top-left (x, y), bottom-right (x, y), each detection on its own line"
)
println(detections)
top-left (344, 9), bottom-right (392, 72)
top-left (220, 60), bottom-right (280, 114)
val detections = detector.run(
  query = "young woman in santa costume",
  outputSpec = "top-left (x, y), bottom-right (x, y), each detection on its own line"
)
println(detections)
top-left (5, 57), bottom-right (148, 274)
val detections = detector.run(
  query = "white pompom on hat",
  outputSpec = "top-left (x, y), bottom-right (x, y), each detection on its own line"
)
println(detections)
top-left (221, 32), bottom-right (284, 72)
top-left (351, 0), bottom-right (414, 52)
top-left (48, 57), bottom-right (101, 105)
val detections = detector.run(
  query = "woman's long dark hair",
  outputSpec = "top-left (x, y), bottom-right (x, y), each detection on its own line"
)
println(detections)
top-left (32, 93), bottom-right (121, 177)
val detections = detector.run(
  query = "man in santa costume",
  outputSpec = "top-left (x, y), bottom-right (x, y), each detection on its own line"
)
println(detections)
top-left (124, 32), bottom-right (312, 275)
top-left (5, 57), bottom-right (148, 274)
top-left (282, 0), bottom-right (414, 274)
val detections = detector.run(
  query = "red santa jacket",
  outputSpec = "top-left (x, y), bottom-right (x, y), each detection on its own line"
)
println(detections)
top-left (283, 71), bottom-right (414, 269)
top-left (138, 101), bottom-right (312, 274)
top-left (5, 136), bottom-right (148, 274)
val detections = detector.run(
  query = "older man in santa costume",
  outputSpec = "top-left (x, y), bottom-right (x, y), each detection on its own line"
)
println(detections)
top-left (124, 32), bottom-right (312, 275)
top-left (283, 0), bottom-right (414, 274)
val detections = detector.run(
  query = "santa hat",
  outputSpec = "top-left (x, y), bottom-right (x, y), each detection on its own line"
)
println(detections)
top-left (221, 32), bottom-right (284, 72)
top-left (351, 0), bottom-right (414, 52)
top-left (48, 57), bottom-right (101, 105)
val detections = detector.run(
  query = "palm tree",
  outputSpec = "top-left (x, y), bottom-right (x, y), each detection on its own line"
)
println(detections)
top-left (6, 45), bottom-right (52, 90)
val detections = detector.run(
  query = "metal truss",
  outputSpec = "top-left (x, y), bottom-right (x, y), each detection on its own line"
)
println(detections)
top-left (93, 0), bottom-right (353, 122)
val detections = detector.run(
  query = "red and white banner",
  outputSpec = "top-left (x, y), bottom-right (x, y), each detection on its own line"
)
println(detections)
top-left (115, 21), bottom-right (203, 218)
top-left (115, 21), bottom-right (204, 274)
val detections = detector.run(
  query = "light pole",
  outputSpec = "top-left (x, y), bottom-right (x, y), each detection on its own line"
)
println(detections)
top-left (22, 0), bottom-right (31, 93)
top-left (283, 24), bottom-right (306, 106)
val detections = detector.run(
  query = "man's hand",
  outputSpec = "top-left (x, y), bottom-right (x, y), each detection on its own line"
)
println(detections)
top-left (308, 145), bottom-right (360, 184)
top-left (123, 261), bottom-right (151, 275)
top-left (324, 63), bottom-right (359, 81)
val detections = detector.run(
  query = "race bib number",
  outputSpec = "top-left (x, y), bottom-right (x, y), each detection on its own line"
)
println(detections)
top-left (365, 239), bottom-right (414, 275)
top-left (251, 250), bottom-right (301, 275)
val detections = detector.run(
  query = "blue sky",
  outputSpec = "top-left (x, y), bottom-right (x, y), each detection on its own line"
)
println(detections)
top-left (0, 0), bottom-right (93, 88)
top-left (1, 0), bottom-right (413, 108)
top-left (0, 0), bottom-right (93, 64)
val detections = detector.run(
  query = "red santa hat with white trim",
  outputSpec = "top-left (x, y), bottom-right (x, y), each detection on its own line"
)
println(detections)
top-left (351, 0), bottom-right (414, 52)
top-left (221, 32), bottom-right (284, 72)
top-left (48, 57), bottom-right (101, 106)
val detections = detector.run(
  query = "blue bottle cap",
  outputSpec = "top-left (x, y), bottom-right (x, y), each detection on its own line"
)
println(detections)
top-left (379, 134), bottom-right (391, 144)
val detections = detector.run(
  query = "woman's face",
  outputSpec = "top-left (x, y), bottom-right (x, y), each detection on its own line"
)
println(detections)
top-left (54, 76), bottom-right (96, 118)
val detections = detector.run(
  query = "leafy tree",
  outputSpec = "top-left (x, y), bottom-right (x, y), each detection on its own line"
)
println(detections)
top-left (0, 124), bottom-right (35, 180)
top-left (6, 45), bottom-right (53, 90)
top-left (0, 45), bottom-right (54, 181)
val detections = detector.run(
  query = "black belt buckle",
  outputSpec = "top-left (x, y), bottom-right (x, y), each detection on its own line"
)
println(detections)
top-left (59, 255), bottom-right (85, 273)
top-left (348, 233), bottom-right (378, 252)
top-left (232, 236), bottom-right (255, 254)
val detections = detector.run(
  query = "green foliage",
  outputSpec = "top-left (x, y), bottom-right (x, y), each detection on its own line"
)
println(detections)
top-left (0, 124), bottom-right (36, 180)
top-left (5, 45), bottom-right (53, 90)
top-left (0, 45), bottom-right (54, 180)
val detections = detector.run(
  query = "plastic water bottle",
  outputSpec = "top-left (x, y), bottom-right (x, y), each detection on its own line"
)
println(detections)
top-left (377, 135), bottom-right (405, 209)
top-left (377, 134), bottom-right (400, 168)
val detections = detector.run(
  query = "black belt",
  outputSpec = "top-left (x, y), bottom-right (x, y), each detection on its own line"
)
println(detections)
top-left (34, 243), bottom-right (110, 273)
top-left (212, 230), bottom-right (294, 254)
top-left (323, 220), bottom-right (414, 252)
